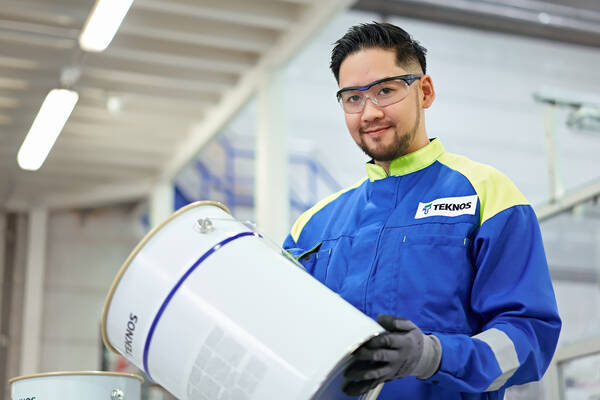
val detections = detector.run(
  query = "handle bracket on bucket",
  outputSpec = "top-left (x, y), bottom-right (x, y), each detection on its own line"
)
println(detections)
top-left (194, 218), bottom-right (215, 234)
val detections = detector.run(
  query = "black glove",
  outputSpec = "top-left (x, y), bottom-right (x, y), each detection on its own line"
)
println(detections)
top-left (342, 315), bottom-right (442, 396)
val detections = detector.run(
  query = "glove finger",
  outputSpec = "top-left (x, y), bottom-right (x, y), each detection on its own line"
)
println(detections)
top-left (362, 332), bottom-right (399, 349)
top-left (342, 379), bottom-right (379, 396)
top-left (353, 347), bottom-right (402, 363)
top-left (377, 315), bottom-right (416, 332)
top-left (344, 359), bottom-right (376, 374)
top-left (344, 362), bottom-right (396, 381)
top-left (364, 331), bottom-right (415, 350)
top-left (343, 359), bottom-right (381, 378)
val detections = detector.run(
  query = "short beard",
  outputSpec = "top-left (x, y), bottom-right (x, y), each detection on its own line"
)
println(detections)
top-left (358, 98), bottom-right (421, 162)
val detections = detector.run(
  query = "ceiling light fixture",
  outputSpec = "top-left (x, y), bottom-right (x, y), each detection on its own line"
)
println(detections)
top-left (17, 89), bottom-right (79, 171)
top-left (79, 0), bottom-right (134, 52)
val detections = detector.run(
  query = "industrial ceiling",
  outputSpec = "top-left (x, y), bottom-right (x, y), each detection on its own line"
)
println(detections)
top-left (0, 0), bottom-right (351, 210)
top-left (1, 0), bottom-right (599, 211)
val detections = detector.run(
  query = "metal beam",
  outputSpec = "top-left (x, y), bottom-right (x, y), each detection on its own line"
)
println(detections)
top-left (536, 178), bottom-right (600, 222)
top-left (1, 103), bottom-right (198, 128)
top-left (81, 67), bottom-right (232, 93)
top-left (13, 162), bottom-right (157, 182)
top-left (0, 58), bottom-right (237, 97)
top-left (55, 135), bottom-right (178, 155)
top-left (353, 0), bottom-right (600, 48)
top-left (553, 336), bottom-right (600, 363)
top-left (77, 85), bottom-right (213, 110)
top-left (0, 17), bottom-right (79, 40)
top-left (62, 121), bottom-right (192, 142)
top-left (0, 0), bottom-right (89, 27)
top-left (76, 86), bottom-right (214, 111)
top-left (83, 54), bottom-right (239, 87)
top-left (43, 148), bottom-right (167, 169)
top-left (0, 67), bottom-right (61, 90)
top-left (75, 76), bottom-right (224, 103)
top-left (0, 40), bottom-right (77, 68)
top-left (0, 55), bottom-right (38, 70)
top-left (0, 155), bottom-right (158, 183)
top-left (0, 76), bottom-right (30, 91)
top-left (134, 0), bottom-right (300, 30)
top-left (5, 181), bottom-right (153, 211)
top-left (0, 26), bottom-right (76, 49)
top-left (122, 8), bottom-right (277, 53)
top-left (10, 172), bottom-right (101, 190)
top-left (107, 34), bottom-right (258, 74)
top-left (70, 105), bottom-right (197, 127)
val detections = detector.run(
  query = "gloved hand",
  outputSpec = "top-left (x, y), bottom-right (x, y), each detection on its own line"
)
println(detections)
top-left (342, 315), bottom-right (442, 396)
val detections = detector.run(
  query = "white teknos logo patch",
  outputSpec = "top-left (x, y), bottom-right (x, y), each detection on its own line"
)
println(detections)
top-left (414, 195), bottom-right (478, 219)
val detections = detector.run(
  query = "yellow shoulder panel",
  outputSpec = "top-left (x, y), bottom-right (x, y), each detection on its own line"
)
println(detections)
top-left (290, 177), bottom-right (367, 243)
top-left (438, 153), bottom-right (529, 225)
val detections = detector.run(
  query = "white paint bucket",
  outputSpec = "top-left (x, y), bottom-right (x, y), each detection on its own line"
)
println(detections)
top-left (9, 371), bottom-right (143, 399)
top-left (102, 201), bottom-right (384, 400)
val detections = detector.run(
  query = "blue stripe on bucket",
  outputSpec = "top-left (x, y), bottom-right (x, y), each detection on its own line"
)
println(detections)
top-left (142, 231), bottom-right (257, 380)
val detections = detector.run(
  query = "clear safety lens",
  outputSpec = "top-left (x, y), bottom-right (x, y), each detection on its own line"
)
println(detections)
top-left (339, 79), bottom-right (414, 114)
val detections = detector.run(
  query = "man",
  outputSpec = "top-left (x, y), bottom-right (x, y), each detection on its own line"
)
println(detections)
top-left (282, 22), bottom-right (561, 399)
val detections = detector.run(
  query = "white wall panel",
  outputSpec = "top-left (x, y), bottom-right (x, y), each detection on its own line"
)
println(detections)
top-left (40, 206), bottom-right (144, 372)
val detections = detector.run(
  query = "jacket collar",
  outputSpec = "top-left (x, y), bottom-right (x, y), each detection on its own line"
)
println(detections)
top-left (365, 138), bottom-right (445, 181)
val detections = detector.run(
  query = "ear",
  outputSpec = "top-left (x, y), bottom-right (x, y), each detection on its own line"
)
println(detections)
top-left (420, 75), bottom-right (436, 109)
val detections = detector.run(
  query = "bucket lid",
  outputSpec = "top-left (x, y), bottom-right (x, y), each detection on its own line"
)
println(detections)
top-left (100, 201), bottom-right (230, 355)
top-left (8, 371), bottom-right (144, 384)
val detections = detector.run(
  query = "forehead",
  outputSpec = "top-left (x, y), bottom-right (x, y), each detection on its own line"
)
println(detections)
top-left (338, 48), bottom-right (408, 88)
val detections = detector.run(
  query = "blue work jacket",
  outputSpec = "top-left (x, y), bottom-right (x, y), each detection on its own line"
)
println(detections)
top-left (283, 139), bottom-right (561, 399)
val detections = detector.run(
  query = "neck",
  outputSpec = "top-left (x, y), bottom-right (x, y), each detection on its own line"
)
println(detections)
top-left (374, 133), bottom-right (430, 175)
top-left (374, 160), bottom-right (391, 175)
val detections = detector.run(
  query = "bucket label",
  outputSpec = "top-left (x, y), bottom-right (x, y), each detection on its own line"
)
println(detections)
top-left (187, 327), bottom-right (268, 400)
top-left (124, 313), bottom-right (138, 356)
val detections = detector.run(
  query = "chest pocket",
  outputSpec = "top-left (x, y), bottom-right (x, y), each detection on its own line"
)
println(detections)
top-left (374, 224), bottom-right (476, 333)
top-left (288, 242), bottom-right (332, 283)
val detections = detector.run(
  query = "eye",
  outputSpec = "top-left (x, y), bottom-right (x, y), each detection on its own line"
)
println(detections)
top-left (378, 86), bottom-right (395, 96)
top-left (344, 94), bottom-right (362, 103)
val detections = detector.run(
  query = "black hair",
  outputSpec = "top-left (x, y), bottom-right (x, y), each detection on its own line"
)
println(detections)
top-left (330, 22), bottom-right (427, 83)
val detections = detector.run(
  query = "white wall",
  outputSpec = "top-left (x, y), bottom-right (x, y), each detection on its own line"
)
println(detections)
top-left (1, 213), bottom-right (28, 397)
top-left (40, 205), bottom-right (144, 372)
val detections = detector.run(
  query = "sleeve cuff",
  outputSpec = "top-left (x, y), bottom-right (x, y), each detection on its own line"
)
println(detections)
top-left (414, 334), bottom-right (442, 379)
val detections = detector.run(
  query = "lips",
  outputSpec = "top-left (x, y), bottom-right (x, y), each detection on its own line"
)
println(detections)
top-left (361, 126), bottom-right (391, 136)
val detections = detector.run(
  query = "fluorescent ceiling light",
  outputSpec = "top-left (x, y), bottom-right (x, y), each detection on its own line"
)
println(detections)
top-left (17, 89), bottom-right (79, 171)
top-left (79, 0), bottom-right (134, 52)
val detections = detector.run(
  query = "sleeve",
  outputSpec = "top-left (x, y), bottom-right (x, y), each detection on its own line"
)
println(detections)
top-left (282, 233), bottom-right (306, 260)
top-left (421, 204), bottom-right (561, 393)
top-left (282, 233), bottom-right (296, 252)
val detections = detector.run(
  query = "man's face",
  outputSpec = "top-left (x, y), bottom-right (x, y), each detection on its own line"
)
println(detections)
top-left (338, 48), bottom-right (433, 163)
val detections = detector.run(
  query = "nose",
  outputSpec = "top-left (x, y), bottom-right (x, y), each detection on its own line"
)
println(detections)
top-left (361, 96), bottom-right (384, 122)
